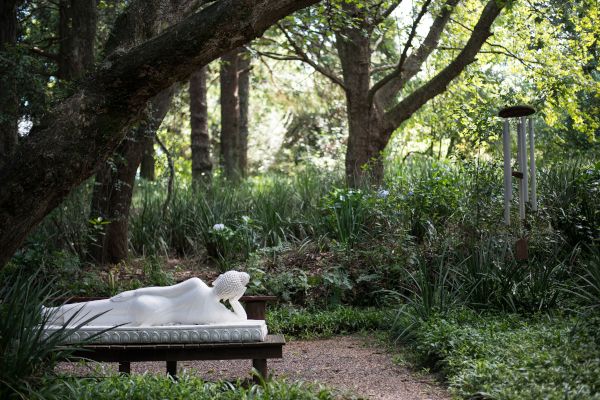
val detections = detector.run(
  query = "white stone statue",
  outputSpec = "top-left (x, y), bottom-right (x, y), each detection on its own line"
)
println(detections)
top-left (45, 271), bottom-right (250, 327)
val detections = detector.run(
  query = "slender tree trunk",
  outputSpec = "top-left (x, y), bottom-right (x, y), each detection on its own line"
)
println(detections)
top-left (0, 0), bottom-right (20, 167)
top-left (88, 88), bottom-right (173, 264)
top-left (190, 67), bottom-right (212, 183)
top-left (139, 139), bottom-right (156, 180)
top-left (220, 49), bottom-right (240, 180)
top-left (58, 0), bottom-right (96, 79)
top-left (336, 17), bottom-right (383, 187)
top-left (237, 49), bottom-right (251, 177)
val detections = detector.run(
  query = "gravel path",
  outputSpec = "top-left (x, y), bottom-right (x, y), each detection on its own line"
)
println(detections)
top-left (58, 335), bottom-right (449, 400)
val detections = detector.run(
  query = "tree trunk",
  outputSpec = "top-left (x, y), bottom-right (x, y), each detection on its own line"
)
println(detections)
top-left (58, 0), bottom-right (97, 80)
top-left (190, 67), bottom-right (212, 183)
top-left (238, 48), bottom-right (251, 176)
top-left (89, 88), bottom-right (173, 264)
top-left (139, 139), bottom-right (156, 180)
top-left (220, 49), bottom-right (240, 180)
top-left (336, 14), bottom-right (383, 187)
top-left (0, 0), bottom-right (319, 269)
top-left (0, 0), bottom-right (20, 168)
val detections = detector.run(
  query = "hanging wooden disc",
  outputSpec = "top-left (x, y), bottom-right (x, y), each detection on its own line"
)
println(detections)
top-left (515, 237), bottom-right (529, 261)
top-left (498, 105), bottom-right (536, 118)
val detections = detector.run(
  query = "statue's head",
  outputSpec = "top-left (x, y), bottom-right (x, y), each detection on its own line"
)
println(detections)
top-left (212, 271), bottom-right (250, 300)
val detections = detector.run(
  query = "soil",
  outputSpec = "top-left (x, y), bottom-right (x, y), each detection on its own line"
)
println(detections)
top-left (57, 334), bottom-right (449, 400)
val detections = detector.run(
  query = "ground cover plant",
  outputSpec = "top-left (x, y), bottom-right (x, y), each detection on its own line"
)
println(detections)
top-left (53, 374), bottom-right (340, 400)
top-left (406, 309), bottom-right (600, 399)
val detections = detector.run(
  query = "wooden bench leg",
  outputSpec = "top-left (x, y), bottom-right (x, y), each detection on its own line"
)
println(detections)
top-left (166, 360), bottom-right (178, 379)
top-left (119, 361), bottom-right (131, 374)
top-left (252, 359), bottom-right (267, 383)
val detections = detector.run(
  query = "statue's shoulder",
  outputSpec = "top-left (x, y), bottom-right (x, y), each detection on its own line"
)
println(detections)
top-left (183, 277), bottom-right (208, 288)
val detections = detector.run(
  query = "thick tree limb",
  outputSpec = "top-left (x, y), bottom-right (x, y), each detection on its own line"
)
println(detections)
top-left (381, 0), bottom-right (504, 140)
top-left (371, 0), bottom-right (460, 107)
top-left (0, 0), bottom-right (319, 268)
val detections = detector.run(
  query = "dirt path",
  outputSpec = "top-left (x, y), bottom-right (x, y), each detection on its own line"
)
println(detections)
top-left (58, 335), bottom-right (449, 400)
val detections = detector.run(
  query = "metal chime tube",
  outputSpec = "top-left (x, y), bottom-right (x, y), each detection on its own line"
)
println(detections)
top-left (520, 116), bottom-right (528, 202)
top-left (528, 117), bottom-right (537, 211)
top-left (517, 120), bottom-right (526, 220)
top-left (502, 119), bottom-right (512, 225)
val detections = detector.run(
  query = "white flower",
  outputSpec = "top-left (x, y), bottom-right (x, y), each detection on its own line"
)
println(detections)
top-left (212, 223), bottom-right (226, 231)
top-left (242, 215), bottom-right (250, 223)
top-left (377, 189), bottom-right (390, 199)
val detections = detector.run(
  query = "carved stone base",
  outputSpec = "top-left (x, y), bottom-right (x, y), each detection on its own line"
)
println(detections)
top-left (43, 319), bottom-right (268, 344)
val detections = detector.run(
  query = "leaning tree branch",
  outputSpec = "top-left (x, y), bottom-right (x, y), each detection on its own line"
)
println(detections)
top-left (277, 23), bottom-right (346, 89)
top-left (371, 0), bottom-right (403, 28)
top-left (438, 45), bottom-right (543, 68)
top-left (368, 0), bottom-right (432, 106)
top-left (381, 0), bottom-right (504, 142)
top-left (371, 0), bottom-right (460, 108)
top-left (0, 0), bottom-right (319, 268)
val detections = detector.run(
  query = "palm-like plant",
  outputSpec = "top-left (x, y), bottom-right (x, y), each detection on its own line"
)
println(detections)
top-left (0, 270), bottom-right (106, 399)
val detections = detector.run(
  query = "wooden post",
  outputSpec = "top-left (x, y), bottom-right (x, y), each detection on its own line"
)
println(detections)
top-left (119, 361), bottom-right (130, 374)
top-left (166, 360), bottom-right (178, 379)
top-left (252, 358), bottom-right (267, 383)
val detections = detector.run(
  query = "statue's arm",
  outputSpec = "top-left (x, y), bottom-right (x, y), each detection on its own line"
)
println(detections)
top-left (111, 278), bottom-right (202, 302)
top-left (229, 296), bottom-right (247, 320)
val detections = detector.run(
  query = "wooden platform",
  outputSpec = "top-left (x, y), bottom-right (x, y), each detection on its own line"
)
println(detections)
top-left (68, 334), bottom-right (285, 379)
top-left (57, 295), bottom-right (283, 382)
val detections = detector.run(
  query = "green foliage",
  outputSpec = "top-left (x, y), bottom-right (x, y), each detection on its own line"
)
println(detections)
top-left (409, 309), bottom-right (600, 399)
top-left (540, 160), bottom-right (600, 246)
top-left (266, 306), bottom-right (393, 339)
top-left (0, 269), bottom-right (104, 399)
top-left (59, 374), bottom-right (338, 400)
top-left (567, 245), bottom-right (600, 313)
top-left (324, 188), bottom-right (370, 247)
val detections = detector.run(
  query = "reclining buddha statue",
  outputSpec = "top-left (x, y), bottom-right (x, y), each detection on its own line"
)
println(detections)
top-left (45, 270), bottom-right (250, 327)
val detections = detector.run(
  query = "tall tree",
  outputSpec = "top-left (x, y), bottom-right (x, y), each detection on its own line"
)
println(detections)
top-left (219, 47), bottom-right (251, 179)
top-left (190, 66), bottom-right (212, 182)
top-left (220, 49), bottom-right (241, 179)
top-left (0, 0), bottom-right (319, 269)
top-left (238, 48), bottom-right (251, 176)
top-left (275, 0), bottom-right (504, 185)
top-left (89, 89), bottom-right (174, 264)
top-left (0, 0), bottom-right (21, 167)
top-left (58, 0), bottom-right (97, 79)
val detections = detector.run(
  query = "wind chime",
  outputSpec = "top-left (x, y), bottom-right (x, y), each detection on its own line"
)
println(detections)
top-left (498, 105), bottom-right (537, 260)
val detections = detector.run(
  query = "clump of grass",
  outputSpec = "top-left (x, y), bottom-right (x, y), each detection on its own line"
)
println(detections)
top-left (0, 269), bottom-right (105, 399)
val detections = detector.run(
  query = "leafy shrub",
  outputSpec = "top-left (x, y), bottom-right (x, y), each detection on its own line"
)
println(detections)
top-left (323, 188), bottom-right (370, 246)
top-left (0, 270), bottom-right (103, 399)
top-left (409, 309), bottom-right (600, 399)
top-left (60, 374), bottom-right (338, 400)
top-left (267, 306), bottom-right (393, 339)
top-left (540, 160), bottom-right (600, 246)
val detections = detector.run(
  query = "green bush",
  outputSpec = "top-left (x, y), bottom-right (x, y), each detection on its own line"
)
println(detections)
top-left (410, 309), bottom-right (600, 399)
top-left (267, 306), bottom-right (393, 339)
top-left (0, 269), bottom-right (104, 399)
top-left (59, 374), bottom-right (338, 400)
